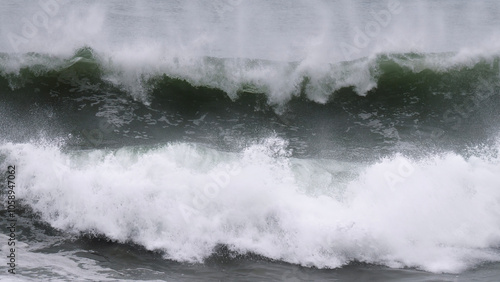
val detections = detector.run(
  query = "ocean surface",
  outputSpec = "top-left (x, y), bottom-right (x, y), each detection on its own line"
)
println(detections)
top-left (1, 0), bottom-right (500, 281)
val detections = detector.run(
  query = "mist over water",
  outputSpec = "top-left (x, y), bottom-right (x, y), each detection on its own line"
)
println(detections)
top-left (1, 1), bottom-right (500, 281)
top-left (2, 0), bottom-right (500, 58)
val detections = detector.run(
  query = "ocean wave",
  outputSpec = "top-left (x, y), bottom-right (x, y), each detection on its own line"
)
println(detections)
top-left (1, 48), bottom-right (499, 158)
top-left (1, 137), bottom-right (500, 273)
top-left (1, 47), bottom-right (499, 108)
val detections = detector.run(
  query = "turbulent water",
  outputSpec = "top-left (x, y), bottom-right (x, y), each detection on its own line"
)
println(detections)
top-left (1, 0), bottom-right (500, 281)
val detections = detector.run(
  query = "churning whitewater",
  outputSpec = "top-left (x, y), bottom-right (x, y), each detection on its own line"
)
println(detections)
top-left (1, 138), bottom-right (500, 273)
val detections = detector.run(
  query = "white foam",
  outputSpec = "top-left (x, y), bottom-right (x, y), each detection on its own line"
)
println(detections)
top-left (1, 137), bottom-right (500, 273)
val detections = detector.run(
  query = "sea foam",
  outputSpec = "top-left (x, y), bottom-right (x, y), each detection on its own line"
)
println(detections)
top-left (1, 137), bottom-right (499, 273)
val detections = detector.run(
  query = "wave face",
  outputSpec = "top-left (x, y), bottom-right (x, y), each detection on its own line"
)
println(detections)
top-left (2, 48), bottom-right (500, 104)
top-left (1, 0), bottom-right (500, 278)
top-left (1, 49), bottom-right (499, 157)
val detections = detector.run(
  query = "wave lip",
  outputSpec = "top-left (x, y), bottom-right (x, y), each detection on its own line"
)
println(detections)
top-left (2, 138), bottom-right (500, 273)
top-left (1, 48), bottom-right (500, 105)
